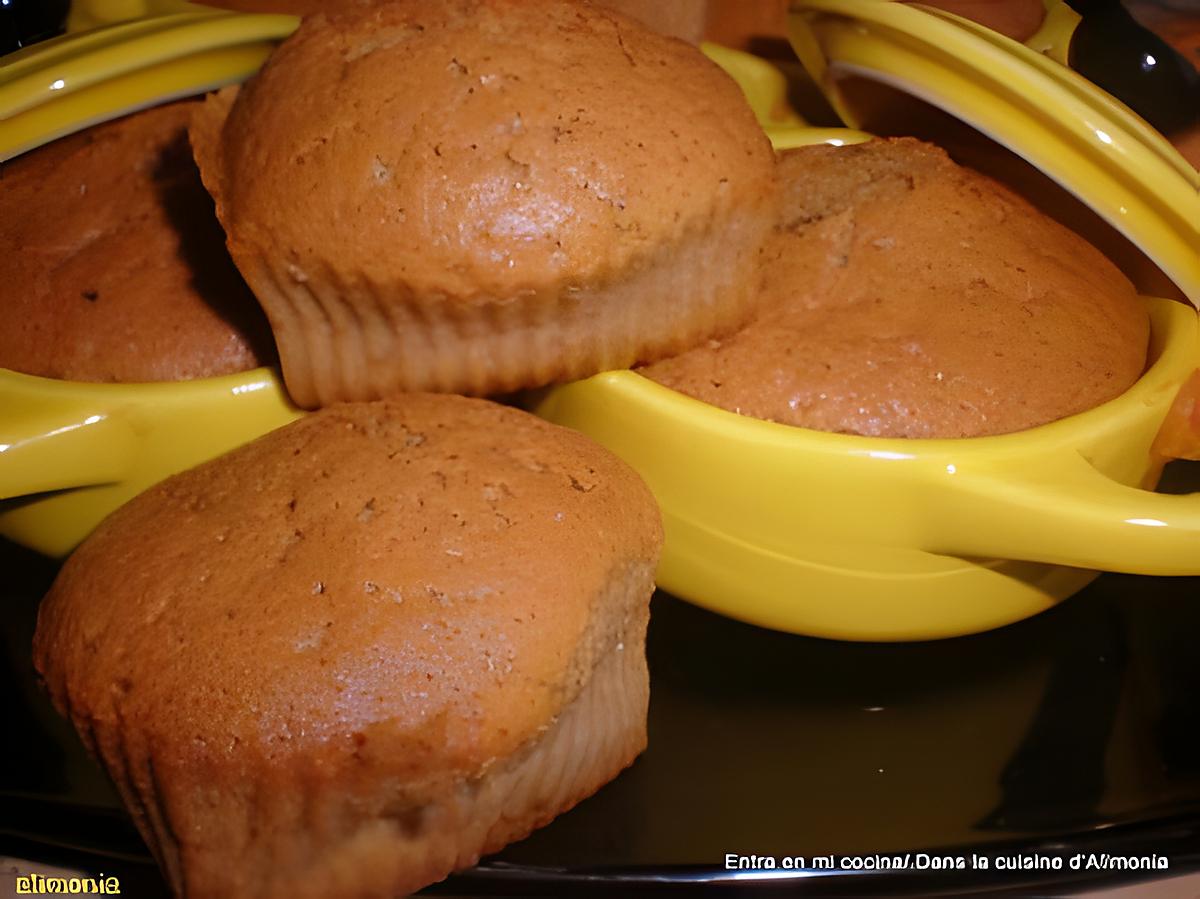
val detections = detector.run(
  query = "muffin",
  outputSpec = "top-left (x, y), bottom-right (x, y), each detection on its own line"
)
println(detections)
top-left (642, 138), bottom-right (1149, 438)
top-left (33, 394), bottom-right (662, 898)
top-left (190, 0), bottom-right (776, 408)
top-left (206, 0), bottom-right (706, 34)
top-left (0, 101), bottom-right (275, 382)
top-left (199, 0), bottom-right (327, 13)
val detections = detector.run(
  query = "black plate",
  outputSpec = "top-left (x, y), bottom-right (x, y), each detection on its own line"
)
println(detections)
top-left (3, 461), bottom-right (1199, 896)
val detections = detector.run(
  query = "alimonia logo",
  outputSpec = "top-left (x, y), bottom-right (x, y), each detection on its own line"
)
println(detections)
top-left (15, 873), bottom-right (120, 894)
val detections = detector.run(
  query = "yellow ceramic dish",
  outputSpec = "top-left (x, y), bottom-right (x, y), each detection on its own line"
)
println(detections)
top-left (1024, 0), bottom-right (1080, 66)
top-left (3, 7), bottom-right (1196, 641)
top-left (0, 30), bottom-right (798, 557)
top-left (785, 0), bottom-right (1200, 306)
top-left (0, 0), bottom-right (303, 555)
top-left (536, 297), bottom-right (1200, 642)
top-left (0, 367), bottom-right (301, 556)
top-left (0, 0), bottom-right (298, 162)
top-left (534, 5), bottom-right (1200, 639)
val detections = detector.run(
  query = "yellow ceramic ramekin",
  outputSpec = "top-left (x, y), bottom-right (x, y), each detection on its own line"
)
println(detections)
top-left (535, 1), bottom-right (1200, 639)
top-left (0, 0), bottom-right (303, 555)
top-left (0, 367), bottom-right (301, 556)
top-left (0, 0), bottom-right (298, 162)
top-left (3, 3), bottom-right (1196, 642)
top-left (0, 28), bottom-right (800, 558)
top-left (536, 297), bottom-right (1199, 641)
top-left (786, 0), bottom-right (1200, 305)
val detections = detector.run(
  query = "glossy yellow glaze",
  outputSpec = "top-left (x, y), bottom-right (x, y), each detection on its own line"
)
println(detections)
top-left (701, 42), bottom-right (807, 130)
top-left (787, 0), bottom-right (1200, 306)
top-left (1025, 0), bottom-right (1080, 65)
top-left (0, 367), bottom-right (301, 556)
top-left (537, 299), bottom-right (1200, 640)
top-left (68, 0), bottom-right (231, 32)
top-left (0, 3), bottom-right (298, 161)
top-left (700, 44), bottom-right (874, 149)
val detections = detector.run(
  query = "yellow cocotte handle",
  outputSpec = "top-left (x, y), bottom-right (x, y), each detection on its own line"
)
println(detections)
top-left (928, 452), bottom-right (1200, 576)
top-left (0, 367), bottom-right (302, 556)
top-left (0, 402), bottom-right (135, 498)
top-left (925, 302), bottom-right (1199, 577)
top-left (0, 3), bottom-right (298, 162)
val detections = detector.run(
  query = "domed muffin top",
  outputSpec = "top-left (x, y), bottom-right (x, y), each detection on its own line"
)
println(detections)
top-left (0, 101), bottom-right (275, 382)
top-left (34, 395), bottom-right (662, 777)
top-left (642, 138), bottom-right (1149, 438)
top-left (191, 0), bottom-right (775, 300)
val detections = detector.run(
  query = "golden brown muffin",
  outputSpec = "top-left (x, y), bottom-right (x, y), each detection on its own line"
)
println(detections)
top-left (642, 139), bottom-right (1149, 438)
top-left (0, 101), bottom-right (275, 382)
top-left (205, 0), bottom-right (705, 34)
top-left (205, 0), bottom-right (717, 36)
top-left (600, 0), bottom-right (708, 42)
top-left (197, 0), bottom-right (327, 14)
top-left (191, 0), bottom-right (776, 408)
top-left (33, 394), bottom-right (662, 898)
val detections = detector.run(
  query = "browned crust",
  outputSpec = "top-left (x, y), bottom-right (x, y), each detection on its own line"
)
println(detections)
top-left (642, 138), bottom-right (1149, 438)
top-left (189, 0), bottom-right (776, 405)
top-left (0, 101), bottom-right (275, 382)
top-left (66, 561), bottom-right (651, 898)
top-left (34, 395), bottom-right (661, 897)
